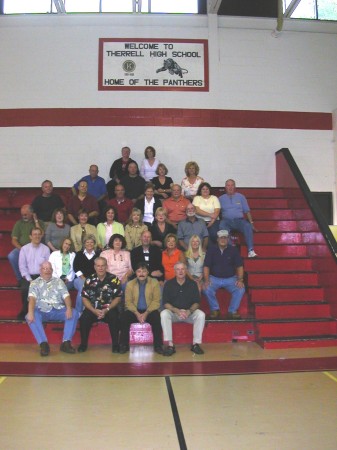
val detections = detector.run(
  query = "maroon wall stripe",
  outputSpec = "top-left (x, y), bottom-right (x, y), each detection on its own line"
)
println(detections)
top-left (0, 108), bottom-right (332, 130)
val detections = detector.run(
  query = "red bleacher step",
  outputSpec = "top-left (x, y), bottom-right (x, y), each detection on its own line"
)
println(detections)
top-left (250, 287), bottom-right (325, 303)
top-left (258, 336), bottom-right (337, 349)
top-left (0, 261), bottom-right (18, 286)
top-left (244, 258), bottom-right (313, 272)
top-left (253, 210), bottom-right (313, 220)
top-left (0, 233), bottom-right (12, 257)
top-left (242, 245), bottom-right (308, 258)
top-left (253, 232), bottom-right (324, 245)
top-left (248, 272), bottom-right (319, 287)
top-left (254, 220), bottom-right (319, 232)
top-left (254, 303), bottom-right (331, 320)
top-left (257, 320), bottom-right (337, 338)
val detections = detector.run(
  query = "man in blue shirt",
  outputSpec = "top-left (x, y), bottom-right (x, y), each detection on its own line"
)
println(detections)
top-left (73, 165), bottom-right (107, 201)
top-left (203, 229), bottom-right (245, 320)
top-left (219, 179), bottom-right (257, 258)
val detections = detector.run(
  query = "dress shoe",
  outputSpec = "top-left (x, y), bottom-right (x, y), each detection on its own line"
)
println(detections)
top-left (77, 344), bottom-right (87, 353)
top-left (227, 312), bottom-right (241, 320)
top-left (112, 345), bottom-right (120, 353)
top-left (154, 345), bottom-right (164, 355)
top-left (208, 310), bottom-right (220, 320)
top-left (40, 342), bottom-right (50, 357)
top-left (163, 345), bottom-right (176, 357)
top-left (191, 343), bottom-right (204, 355)
top-left (119, 345), bottom-right (130, 354)
top-left (60, 340), bottom-right (76, 354)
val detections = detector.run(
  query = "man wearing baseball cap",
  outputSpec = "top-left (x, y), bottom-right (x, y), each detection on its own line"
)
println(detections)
top-left (203, 229), bottom-right (245, 320)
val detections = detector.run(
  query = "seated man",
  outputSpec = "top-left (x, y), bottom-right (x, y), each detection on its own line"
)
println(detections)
top-left (107, 184), bottom-right (133, 225)
top-left (73, 165), bottom-right (107, 219)
top-left (120, 161), bottom-right (146, 204)
top-left (161, 262), bottom-right (205, 356)
top-left (67, 179), bottom-right (99, 225)
top-left (219, 179), bottom-right (258, 258)
top-left (131, 230), bottom-right (164, 284)
top-left (119, 262), bottom-right (164, 354)
top-left (78, 256), bottom-right (122, 353)
top-left (8, 204), bottom-right (44, 284)
top-left (25, 261), bottom-right (79, 357)
top-left (177, 204), bottom-right (209, 252)
top-left (163, 184), bottom-right (190, 229)
top-left (203, 229), bottom-right (245, 320)
top-left (31, 180), bottom-right (64, 223)
top-left (107, 146), bottom-right (137, 198)
top-left (18, 228), bottom-right (50, 320)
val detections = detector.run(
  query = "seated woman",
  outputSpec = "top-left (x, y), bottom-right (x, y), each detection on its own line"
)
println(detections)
top-left (162, 234), bottom-right (186, 281)
top-left (124, 208), bottom-right (148, 251)
top-left (185, 234), bottom-right (205, 292)
top-left (151, 163), bottom-right (173, 201)
top-left (193, 182), bottom-right (220, 243)
top-left (100, 234), bottom-right (133, 292)
top-left (135, 183), bottom-right (162, 228)
top-left (150, 207), bottom-right (176, 249)
top-left (140, 146), bottom-right (160, 181)
top-left (96, 206), bottom-right (124, 250)
top-left (73, 234), bottom-right (100, 313)
top-left (181, 161), bottom-right (204, 201)
top-left (45, 208), bottom-right (70, 252)
top-left (49, 237), bottom-right (76, 290)
top-left (70, 209), bottom-right (98, 252)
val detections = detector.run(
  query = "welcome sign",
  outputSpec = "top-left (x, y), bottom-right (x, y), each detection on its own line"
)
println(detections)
top-left (98, 38), bottom-right (209, 92)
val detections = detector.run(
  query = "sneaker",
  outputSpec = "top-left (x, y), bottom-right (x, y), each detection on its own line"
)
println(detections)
top-left (60, 340), bottom-right (76, 354)
top-left (40, 341), bottom-right (50, 357)
top-left (191, 344), bottom-right (204, 355)
top-left (248, 250), bottom-right (258, 258)
top-left (77, 344), bottom-right (87, 353)
top-left (163, 345), bottom-right (176, 357)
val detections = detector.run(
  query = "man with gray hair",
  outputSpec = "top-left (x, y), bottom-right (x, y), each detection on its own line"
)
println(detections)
top-left (26, 261), bottom-right (79, 357)
top-left (163, 184), bottom-right (191, 229)
top-left (161, 262), bottom-right (205, 356)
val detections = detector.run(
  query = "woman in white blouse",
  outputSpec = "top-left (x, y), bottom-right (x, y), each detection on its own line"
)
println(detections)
top-left (49, 237), bottom-right (76, 289)
top-left (140, 146), bottom-right (160, 181)
top-left (181, 161), bottom-right (204, 200)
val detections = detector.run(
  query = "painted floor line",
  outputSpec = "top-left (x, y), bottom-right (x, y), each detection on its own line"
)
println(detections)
top-left (323, 371), bottom-right (337, 383)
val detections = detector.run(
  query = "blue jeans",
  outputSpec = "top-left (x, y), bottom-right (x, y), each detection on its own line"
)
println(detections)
top-left (204, 275), bottom-right (245, 313)
top-left (74, 277), bottom-right (85, 313)
top-left (26, 307), bottom-right (79, 344)
top-left (8, 248), bottom-right (22, 281)
top-left (219, 218), bottom-right (254, 251)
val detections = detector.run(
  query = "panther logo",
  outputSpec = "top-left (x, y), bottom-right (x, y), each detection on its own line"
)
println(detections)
top-left (156, 58), bottom-right (188, 78)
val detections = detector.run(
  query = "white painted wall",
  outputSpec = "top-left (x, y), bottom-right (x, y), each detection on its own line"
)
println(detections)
top-left (0, 13), bottom-right (336, 218)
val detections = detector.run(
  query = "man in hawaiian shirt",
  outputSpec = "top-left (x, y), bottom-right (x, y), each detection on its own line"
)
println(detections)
top-left (77, 256), bottom-right (122, 353)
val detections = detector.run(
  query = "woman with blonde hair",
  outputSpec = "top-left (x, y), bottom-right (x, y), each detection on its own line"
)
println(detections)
top-left (124, 208), bottom-right (148, 250)
top-left (185, 234), bottom-right (205, 292)
top-left (151, 163), bottom-right (173, 200)
top-left (181, 161), bottom-right (204, 200)
top-left (150, 207), bottom-right (176, 249)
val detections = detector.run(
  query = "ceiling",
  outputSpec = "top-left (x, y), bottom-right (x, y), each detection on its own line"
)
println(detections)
top-left (201, 0), bottom-right (278, 18)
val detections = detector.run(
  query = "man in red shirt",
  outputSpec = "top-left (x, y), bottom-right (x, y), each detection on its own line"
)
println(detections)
top-left (163, 184), bottom-right (190, 229)
top-left (107, 184), bottom-right (133, 225)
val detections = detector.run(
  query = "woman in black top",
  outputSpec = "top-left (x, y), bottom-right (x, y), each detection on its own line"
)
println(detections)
top-left (151, 163), bottom-right (173, 201)
top-left (150, 207), bottom-right (176, 249)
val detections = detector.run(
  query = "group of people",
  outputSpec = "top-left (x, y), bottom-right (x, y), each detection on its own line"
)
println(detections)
top-left (8, 146), bottom-right (258, 356)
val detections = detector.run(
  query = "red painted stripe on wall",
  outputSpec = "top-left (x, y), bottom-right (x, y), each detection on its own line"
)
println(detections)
top-left (0, 108), bottom-right (332, 130)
